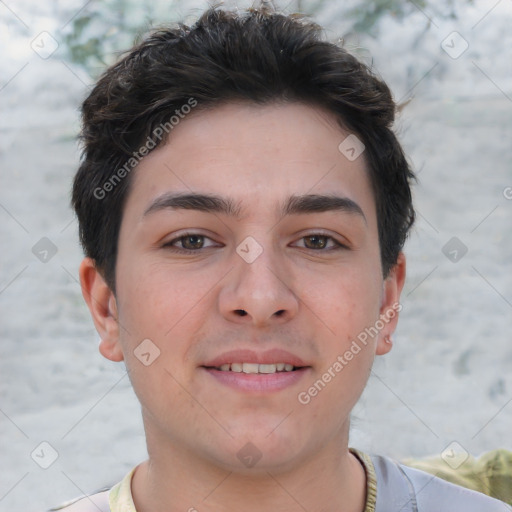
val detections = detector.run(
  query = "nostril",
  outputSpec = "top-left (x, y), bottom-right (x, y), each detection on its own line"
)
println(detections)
top-left (236, 309), bottom-right (247, 316)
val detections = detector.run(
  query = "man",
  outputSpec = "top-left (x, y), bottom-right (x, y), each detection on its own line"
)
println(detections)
top-left (59, 5), bottom-right (510, 511)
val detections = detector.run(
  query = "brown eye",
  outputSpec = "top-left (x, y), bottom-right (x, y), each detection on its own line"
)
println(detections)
top-left (293, 233), bottom-right (348, 252)
top-left (300, 234), bottom-right (345, 250)
top-left (303, 235), bottom-right (329, 250)
top-left (163, 233), bottom-right (219, 253)
top-left (180, 235), bottom-right (205, 250)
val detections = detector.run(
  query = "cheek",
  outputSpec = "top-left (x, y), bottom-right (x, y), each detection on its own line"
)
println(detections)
top-left (117, 263), bottom-right (205, 338)
top-left (115, 264), bottom-right (216, 402)
top-left (305, 267), bottom-right (381, 403)
top-left (313, 266), bottom-right (381, 333)
top-left (115, 272), bottom-right (195, 417)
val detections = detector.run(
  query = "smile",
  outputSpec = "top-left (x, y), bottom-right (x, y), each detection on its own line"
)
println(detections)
top-left (214, 362), bottom-right (296, 373)
top-left (201, 365), bottom-right (310, 393)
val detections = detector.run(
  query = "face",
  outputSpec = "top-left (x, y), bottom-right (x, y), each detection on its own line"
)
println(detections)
top-left (81, 102), bottom-right (405, 473)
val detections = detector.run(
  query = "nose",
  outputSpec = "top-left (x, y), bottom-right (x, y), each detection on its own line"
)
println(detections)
top-left (218, 244), bottom-right (300, 327)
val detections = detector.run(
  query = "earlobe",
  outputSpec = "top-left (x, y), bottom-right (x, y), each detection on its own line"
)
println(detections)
top-left (376, 252), bottom-right (406, 356)
top-left (79, 258), bottom-right (124, 362)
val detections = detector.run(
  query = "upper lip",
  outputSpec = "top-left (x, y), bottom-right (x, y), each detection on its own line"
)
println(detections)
top-left (202, 349), bottom-right (308, 368)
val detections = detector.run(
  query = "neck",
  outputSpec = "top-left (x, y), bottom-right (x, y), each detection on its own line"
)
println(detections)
top-left (131, 422), bottom-right (367, 512)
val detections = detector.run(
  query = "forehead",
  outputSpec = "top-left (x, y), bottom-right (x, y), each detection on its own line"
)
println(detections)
top-left (123, 102), bottom-right (376, 225)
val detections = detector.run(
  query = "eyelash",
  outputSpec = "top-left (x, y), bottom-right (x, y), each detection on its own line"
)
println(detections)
top-left (162, 232), bottom-right (348, 254)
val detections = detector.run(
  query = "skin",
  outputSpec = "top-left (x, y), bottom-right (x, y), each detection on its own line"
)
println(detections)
top-left (80, 102), bottom-right (406, 512)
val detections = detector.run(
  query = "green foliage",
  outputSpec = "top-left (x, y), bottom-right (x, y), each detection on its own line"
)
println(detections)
top-left (345, 0), bottom-right (429, 35)
top-left (62, 0), bottom-right (469, 73)
top-left (62, 0), bottom-right (182, 76)
top-left (64, 13), bottom-right (106, 69)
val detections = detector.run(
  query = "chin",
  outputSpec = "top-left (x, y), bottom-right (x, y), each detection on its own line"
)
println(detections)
top-left (209, 418), bottom-right (310, 472)
top-left (210, 443), bottom-right (304, 475)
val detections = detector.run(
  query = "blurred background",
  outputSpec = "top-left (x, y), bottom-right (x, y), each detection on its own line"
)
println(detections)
top-left (1, 1), bottom-right (511, 510)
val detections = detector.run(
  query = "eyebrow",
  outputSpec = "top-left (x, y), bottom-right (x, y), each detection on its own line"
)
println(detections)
top-left (143, 192), bottom-right (366, 223)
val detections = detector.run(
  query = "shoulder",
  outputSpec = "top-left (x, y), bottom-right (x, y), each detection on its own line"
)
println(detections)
top-left (400, 463), bottom-right (511, 511)
top-left (370, 453), bottom-right (512, 512)
top-left (47, 464), bottom-right (137, 512)
top-left (46, 489), bottom-right (110, 512)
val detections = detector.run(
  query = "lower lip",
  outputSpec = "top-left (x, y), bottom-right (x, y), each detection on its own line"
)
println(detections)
top-left (202, 367), bottom-right (310, 392)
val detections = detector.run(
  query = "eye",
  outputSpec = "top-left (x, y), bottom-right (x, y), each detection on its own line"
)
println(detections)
top-left (162, 233), bottom-right (219, 253)
top-left (162, 232), bottom-right (347, 254)
top-left (295, 234), bottom-right (347, 251)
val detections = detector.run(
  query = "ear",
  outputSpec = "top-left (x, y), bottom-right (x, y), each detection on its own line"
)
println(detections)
top-left (375, 252), bottom-right (406, 356)
top-left (79, 257), bottom-right (124, 362)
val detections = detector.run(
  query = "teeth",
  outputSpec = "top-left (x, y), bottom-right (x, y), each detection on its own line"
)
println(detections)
top-left (216, 363), bottom-right (297, 373)
top-left (231, 363), bottom-right (243, 373)
top-left (258, 364), bottom-right (277, 374)
top-left (242, 363), bottom-right (259, 374)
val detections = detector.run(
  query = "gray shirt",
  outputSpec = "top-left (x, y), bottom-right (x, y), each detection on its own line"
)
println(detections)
top-left (371, 453), bottom-right (511, 511)
top-left (49, 453), bottom-right (512, 511)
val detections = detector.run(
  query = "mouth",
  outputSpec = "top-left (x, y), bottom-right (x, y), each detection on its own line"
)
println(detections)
top-left (200, 349), bottom-right (311, 392)
top-left (201, 365), bottom-right (310, 393)
top-left (204, 362), bottom-right (301, 373)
